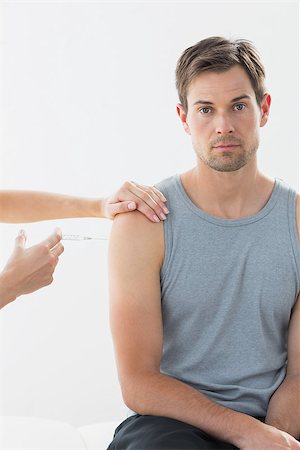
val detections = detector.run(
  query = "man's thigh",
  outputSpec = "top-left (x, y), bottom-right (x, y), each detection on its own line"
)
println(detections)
top-left (107, 414), bottom-right (239, 450)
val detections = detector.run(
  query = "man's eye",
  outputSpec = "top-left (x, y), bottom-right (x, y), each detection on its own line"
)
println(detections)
top-left (199, 107), bottom-right (211, 114)
top-left (234, 103), bottom-right (246, 111)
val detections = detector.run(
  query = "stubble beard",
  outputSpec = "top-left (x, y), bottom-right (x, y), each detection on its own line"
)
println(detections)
top-left (195, 137), bottom-right (259, 173)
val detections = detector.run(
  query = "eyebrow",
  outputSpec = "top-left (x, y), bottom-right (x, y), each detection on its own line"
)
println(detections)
top-left (192, 94), bottom-right (251, 106)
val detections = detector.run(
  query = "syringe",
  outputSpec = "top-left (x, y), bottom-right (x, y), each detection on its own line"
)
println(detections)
top-left (62, 234), bottom-right (107, 241)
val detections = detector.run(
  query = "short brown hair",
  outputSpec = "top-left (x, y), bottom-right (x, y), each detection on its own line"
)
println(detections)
top-left (176, 36), bottom-right (266, 112)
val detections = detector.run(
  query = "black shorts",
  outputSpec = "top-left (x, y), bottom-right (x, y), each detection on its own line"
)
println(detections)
top-left (107, 414), bottom-right (239, 450)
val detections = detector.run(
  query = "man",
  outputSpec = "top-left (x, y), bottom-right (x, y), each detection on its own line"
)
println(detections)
top-left (108, 37), bottom-right (300, 449)
top-left (0, 181), bottom-right (168, 309)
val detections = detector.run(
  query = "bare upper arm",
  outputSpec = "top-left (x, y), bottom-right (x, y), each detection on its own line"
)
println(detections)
top-left (287, 195), bottom-right (300, 375)
top-left (108, 211), bottom-right (164, 396)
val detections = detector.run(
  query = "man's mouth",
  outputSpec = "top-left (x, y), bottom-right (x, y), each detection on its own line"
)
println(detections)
top-left (213, 144), bottom-right (240, 150)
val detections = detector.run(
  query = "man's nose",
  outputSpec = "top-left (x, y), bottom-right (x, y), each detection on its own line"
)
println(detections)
top-left (215, 114), bottom-right (235, 134)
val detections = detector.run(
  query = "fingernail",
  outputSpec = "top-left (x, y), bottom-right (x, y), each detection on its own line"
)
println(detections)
top-left (161, 195), bottom-right (167, 202)
top-left (128, 202), bottom-right (136, 210)
top-left (153, 215), bottom-right (160, 223)
top-left (163, 206), bottom-right (169, 214)
top-left (19, 229), bottom-right (25, 236)
top-left (160, 213), bottom-right (167, 220)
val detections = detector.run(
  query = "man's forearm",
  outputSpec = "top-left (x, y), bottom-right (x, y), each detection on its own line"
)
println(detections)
top-left (265, 374), bottom-right (300, 439)
top-left (0, 191), bottom-right (102, 223)
top-left (123, 371), bottom-right (263, 448)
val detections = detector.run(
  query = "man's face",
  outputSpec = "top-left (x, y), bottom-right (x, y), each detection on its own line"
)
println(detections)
top-left (177, 65), bottom-right (270, 172)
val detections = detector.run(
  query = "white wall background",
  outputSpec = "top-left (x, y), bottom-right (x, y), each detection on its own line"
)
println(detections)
top-left (0, 1), bottom-right (299, 427)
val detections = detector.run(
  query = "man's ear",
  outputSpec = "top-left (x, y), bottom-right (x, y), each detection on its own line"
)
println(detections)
top-left (176, 103), bottom-right (191, 135)
top-left (260, 93), bottom-right (271, 127)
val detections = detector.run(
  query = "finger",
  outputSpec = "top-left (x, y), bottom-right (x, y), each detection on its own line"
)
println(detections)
top-left (146, 187), bottom-right (169, 214)
top-left (15, 229), bottom-right (27, 249)
top-left (116, 181), bottom-right (168, 221)
top-left (50, 242), bottom-right (64, 258)
top-left (131, 183), bottom-right (169, 214)
top-left (41, 228), bottom-right (62, 249)
top-left (110, 195), bottom-right (162, 223)
top-left (151, 186), bottom-right (167, 203)
top-left (107, 201), bottom-right (137, 219)
top-left (134, 201), bottom-right (161, 223)
top-left (128, 185), bottom-right (168, 221)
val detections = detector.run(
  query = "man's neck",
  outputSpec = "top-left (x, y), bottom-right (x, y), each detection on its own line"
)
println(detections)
top-left (180, 159), bottom-right (274, 220)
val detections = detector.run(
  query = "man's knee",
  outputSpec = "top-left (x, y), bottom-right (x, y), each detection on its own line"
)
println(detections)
top-left (107, 415), bottom-right (238, 450)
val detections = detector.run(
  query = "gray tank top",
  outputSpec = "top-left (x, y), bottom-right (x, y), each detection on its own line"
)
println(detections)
top-left (155, 174), bottom-right (300, 417)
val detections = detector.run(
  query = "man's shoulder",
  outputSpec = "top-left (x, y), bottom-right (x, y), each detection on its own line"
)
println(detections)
top-left (112, 210), bottom-right (164, 251)
top-left (110, 211), bottom-right (164, 269)
top-left (113, 210), bottom-right (163, 232)
top-left (154, 174), bottom-right (178, 194)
